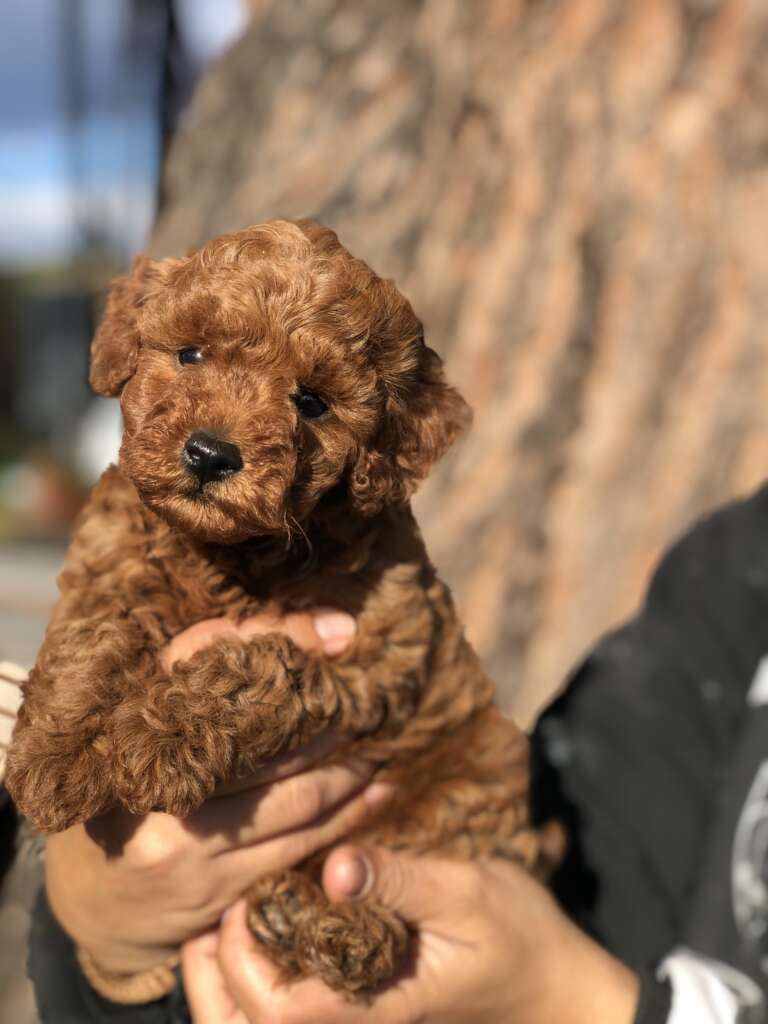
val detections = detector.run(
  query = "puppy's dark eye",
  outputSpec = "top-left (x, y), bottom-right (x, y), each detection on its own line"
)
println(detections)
top-left (178, 347), bottom-right (204, 366)
top-left (292, 389), bottom-right (328, 420)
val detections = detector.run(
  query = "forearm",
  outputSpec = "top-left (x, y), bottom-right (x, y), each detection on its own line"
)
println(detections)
top-left (573, 945), bottom-right (640, 1024)
top-left (528, 909), bottom-right (640, 1024)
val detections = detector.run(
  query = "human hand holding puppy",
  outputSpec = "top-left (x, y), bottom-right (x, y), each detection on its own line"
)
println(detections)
top-left (47, 609), bottom-right (638, 1022)
top-left (181, 847), bottom-right (639, 1024)
top-left (45, 609), bottom-right (393, 978)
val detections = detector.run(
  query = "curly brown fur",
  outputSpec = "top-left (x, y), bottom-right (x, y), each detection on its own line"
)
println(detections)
top-left (6, 219), bottom-right (558, 999)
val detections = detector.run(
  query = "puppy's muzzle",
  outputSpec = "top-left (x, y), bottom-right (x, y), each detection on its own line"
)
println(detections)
top-left (183, 431), bottom-right (243, 487)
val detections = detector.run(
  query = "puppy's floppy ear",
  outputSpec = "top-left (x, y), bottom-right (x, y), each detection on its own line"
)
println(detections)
top-left (350, 341), bottom-right (471, 514)
top-left (89, 256), bottom-right (159, 397)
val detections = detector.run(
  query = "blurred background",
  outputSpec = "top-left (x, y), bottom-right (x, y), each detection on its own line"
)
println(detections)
top-left (3, 4), bottom-right (768, 1016)
top-left (3, 0), bottom-right (768, 727)
top-left (0, 0), bottom-right (249, 665)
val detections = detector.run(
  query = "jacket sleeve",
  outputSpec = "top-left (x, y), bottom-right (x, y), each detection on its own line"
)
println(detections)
top-left (27, 887), bottom-right (189, 1024)
top-left (531, 483), bottom-right (768, 971)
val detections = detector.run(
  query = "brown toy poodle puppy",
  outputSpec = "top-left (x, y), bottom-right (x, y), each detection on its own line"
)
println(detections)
top-left (7, 219), bottom-right (556, 1001)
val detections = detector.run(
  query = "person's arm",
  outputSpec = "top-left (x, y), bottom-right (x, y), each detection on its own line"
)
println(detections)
top-left (533, 485), bottom-right (768, 1021)
top-left (28, 888), bottom-right (186, 1024)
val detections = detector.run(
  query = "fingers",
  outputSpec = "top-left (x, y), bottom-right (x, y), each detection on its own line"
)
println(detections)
top-left (191, 761), bottom-right (376, 852)
top-left (237, 608), bottom-right (356, 656)
top-left (212, 901), bottom-right (282, 1021)
top-left (163, 608), bottom-right (356, 670)
top-left (235, 612), bottom-right (322, 653)
top-left (163, 618), bottom-right (242, 669)
top-left (182, 929), bottom-right (243, 1023)
top-left (214, 901), bottom-right (404, 1024)
top-left (222, 782), bottom-right (393, 884)
top-left (323, 845), bottom-right (474, 925)
top-left (308, 608), bottom-right (357, 656)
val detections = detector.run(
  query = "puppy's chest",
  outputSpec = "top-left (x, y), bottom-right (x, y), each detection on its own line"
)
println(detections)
top-left (145, 534), bottom-right (369, 629)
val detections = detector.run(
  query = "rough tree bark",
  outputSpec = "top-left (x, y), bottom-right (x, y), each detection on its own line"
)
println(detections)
top-left (150, 0), bottom-right (768, 721)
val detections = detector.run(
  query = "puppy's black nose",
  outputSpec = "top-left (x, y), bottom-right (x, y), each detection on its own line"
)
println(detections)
top-left (183, 432), bottom-right (243, 486)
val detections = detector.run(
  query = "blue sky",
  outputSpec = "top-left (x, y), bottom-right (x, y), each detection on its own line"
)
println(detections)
top-left (0, 0), bottom-right (247, 268)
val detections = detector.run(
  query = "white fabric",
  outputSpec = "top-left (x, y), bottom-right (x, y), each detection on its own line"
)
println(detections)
top-left (747, 655), bottom-right (768, 708)
top-left (0, 662), bottom-right (25, 783)
top-left (660, 948), bottom-right (763, 1023)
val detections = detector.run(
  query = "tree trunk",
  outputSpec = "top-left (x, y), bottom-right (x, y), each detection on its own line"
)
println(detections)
top-left (150, 0), bottom-right (768, 721)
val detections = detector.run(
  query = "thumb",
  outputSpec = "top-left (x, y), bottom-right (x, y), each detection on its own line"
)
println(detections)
top-left (322, 844), bottom-right (466, 925)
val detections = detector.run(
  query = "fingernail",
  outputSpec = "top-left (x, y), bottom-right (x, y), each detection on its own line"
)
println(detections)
top-left (338, 851), bottom-right (372, 900)
top-left (363, 781), bottom-right (394, 810)
top-left (313, 612), bottom-right (356, 654)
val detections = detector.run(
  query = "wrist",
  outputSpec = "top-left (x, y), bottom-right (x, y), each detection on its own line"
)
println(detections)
top-left (570, 939), bottom-right (639, 1024)
top-left (74, 937), bottom-right (179, 976)
top-left (76, 946), bottom-right (179, 1005)
top-left (46, 866), bottom-right (176, 976)
top-left (534, 918), bottom-right (640, 1024)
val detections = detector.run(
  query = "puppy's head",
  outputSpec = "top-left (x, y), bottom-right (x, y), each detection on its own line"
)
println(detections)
top-left (91, 220), bottom-right (470, 544)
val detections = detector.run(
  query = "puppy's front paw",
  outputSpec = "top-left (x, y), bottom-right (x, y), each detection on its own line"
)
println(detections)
top-left (109, 700), bottom-right (222, 817)
top-left (6, 736), bottom-right (115, 833)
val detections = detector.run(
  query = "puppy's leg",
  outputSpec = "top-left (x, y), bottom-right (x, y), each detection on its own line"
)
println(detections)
top-left (109, 566), bottom-right (445, 817)
top-left (246, 870), bottom-right (321, 975)
top-left (263, 708), bottom-right (556, 1000)
top-left (108, 632), bottom-right (328, 816)
top-left (6, 616), bottom-right (156, 833)
top-left (6, 469), bottom-right (184, 833)
top-left (356, 705), bottom-right (556, 873)
top-left (7, 689), bottom-right (115, 834)
top-left (245, 712), bottom-right (541, 1001)
top-left (246, 871), bottom-right (409, 999)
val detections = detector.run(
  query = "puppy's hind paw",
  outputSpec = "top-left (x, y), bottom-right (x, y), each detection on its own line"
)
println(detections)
top-left (295, 901), bottom-right (410, 999)
top-left (247, 870), bottom-right (326, 977)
